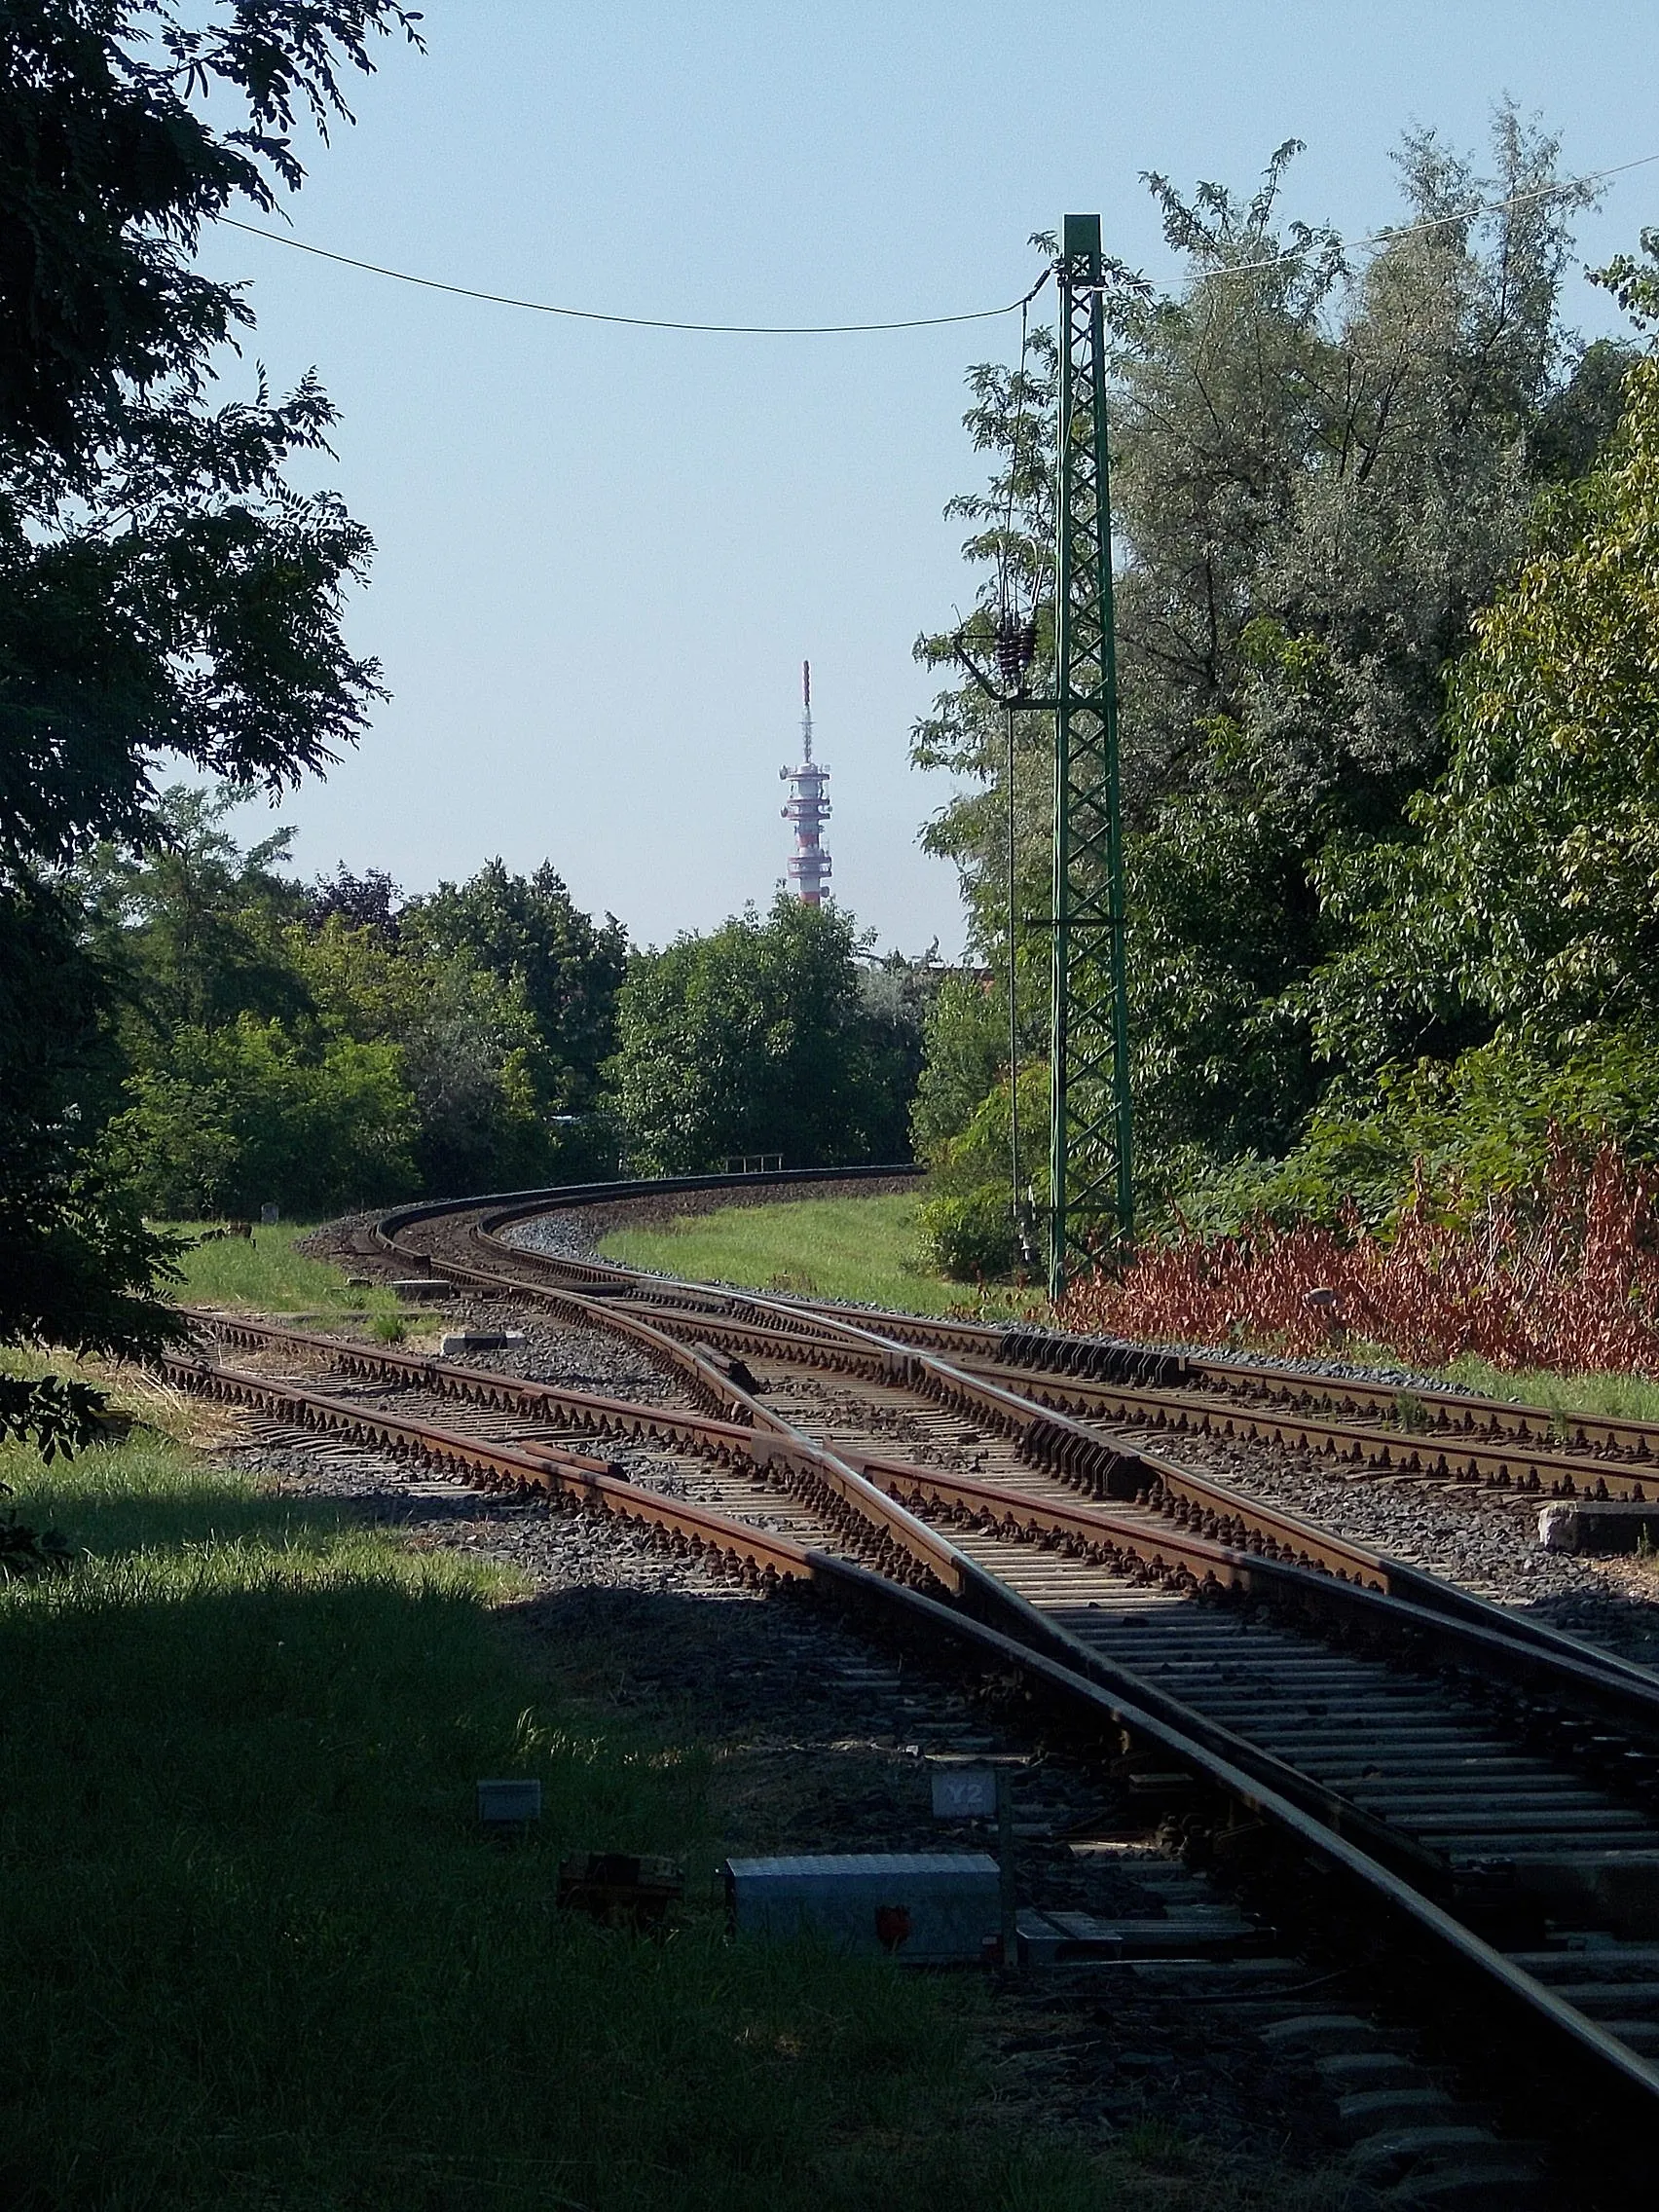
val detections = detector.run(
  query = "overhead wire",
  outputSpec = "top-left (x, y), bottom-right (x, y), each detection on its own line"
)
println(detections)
top-left (213, 148), bottom-right (1657, 335)
top-left (215, 215), bottom-right (1049, 332)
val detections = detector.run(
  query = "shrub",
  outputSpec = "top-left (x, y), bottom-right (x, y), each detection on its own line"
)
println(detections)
top-left (1062, 1129), bottom-right (1659, 1375)
top-left (107, 1018), bottom-right (418, 1219)
top-left (918, 1185), bottom-right (1018, 1280)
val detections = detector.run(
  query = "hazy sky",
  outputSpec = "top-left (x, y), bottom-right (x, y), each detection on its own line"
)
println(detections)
top-left (193, 0), bottom-right (1658, 955)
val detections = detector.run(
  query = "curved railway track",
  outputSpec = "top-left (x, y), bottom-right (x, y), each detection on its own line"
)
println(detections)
top-left (448, 1169), bottom-right (1659, 1500)
top-left (165, 1168), bottom-right (1659, 2192)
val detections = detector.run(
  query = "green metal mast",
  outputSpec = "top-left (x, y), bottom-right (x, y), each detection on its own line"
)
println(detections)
top-left (1050, 213), bottom-right (1132, 1297)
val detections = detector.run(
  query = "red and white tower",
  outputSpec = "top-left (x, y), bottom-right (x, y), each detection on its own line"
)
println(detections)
top-left (780, 658), bottom-right (832, 904)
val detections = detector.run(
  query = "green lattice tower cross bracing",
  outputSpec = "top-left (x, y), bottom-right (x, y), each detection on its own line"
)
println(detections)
top-left (1050, 213), bottom-right (1133, 1297)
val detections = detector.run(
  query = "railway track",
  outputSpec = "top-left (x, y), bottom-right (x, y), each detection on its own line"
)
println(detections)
top-left (453, 1174), bottom-right (1659, 1501)
top-left (158, 1169), bottom-right (1659, 2191)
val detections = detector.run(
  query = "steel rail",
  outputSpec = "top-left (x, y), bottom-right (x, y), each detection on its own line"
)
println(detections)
top-left (188, 1306), bottom-right (1373, 1591)
top-left (549, 1286), bottom-right (1659, 1502)
top-left (655, 1286), bottom-right (1659, 1695)
top-left (376, 1220), bottom-right (1399, 1587)
top-left (822, 1563), bottom-right (1659, 2125)
top-left (188, 1306), bottom-right (1375, 1604)
top-left (479, 1219), bottom-right (1659, 1499)
top-left (209, 1268), bottom-right (972, 1604)
top-left (484, 1230), bottom-right (1659, 1503)
top-left (162, 1320), bottom-right (1659, 2127)
top-left (158, 1350), bottom-right (814, 1586)
top-left (367, 1206), bottom-right (1659, 1697)
top-left (239, 1186), bottom-right (1659, 2140)
top-left (190, 1304), bottom-right (1659, 1726)
top-left (462, 1176), bottom-right (1659, 1478)
top-left (953, 1357), bottom-right (1659, 1500)
top-left (382, 1212), bottom-right (1659, 1698)
top-left (418, 1264), bottom-right (970, 1597)
top-left (377, 1161), bottom-right (923, 1240)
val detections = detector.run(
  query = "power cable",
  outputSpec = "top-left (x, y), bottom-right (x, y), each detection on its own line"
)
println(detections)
top-left (213, 148), bottom-right (1657, 334)
top-left (215, 215), bottom-right (1050, 332)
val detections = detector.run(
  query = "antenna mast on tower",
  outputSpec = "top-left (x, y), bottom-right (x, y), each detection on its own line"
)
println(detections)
top-left (780, 658), bottom-right (832, 904)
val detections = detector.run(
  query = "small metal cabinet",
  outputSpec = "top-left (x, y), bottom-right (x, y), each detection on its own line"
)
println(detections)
top-left (722, 1852), bottom-right (1001, 1961)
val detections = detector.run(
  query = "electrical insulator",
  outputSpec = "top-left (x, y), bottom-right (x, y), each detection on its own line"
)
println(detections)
top-left (994, 609), bottom-right (1038, 695)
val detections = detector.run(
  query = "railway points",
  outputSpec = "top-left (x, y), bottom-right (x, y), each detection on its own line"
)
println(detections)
top-left (152, 1166), bottom-right (1659, 2203)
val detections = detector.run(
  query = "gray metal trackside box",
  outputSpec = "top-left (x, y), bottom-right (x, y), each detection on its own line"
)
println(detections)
top-left (722, 1853), bottom-right (1001, 1962)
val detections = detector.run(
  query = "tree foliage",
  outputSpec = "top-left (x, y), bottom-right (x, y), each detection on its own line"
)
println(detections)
top-left (1, 2), bottom-right (419, 1409)
top-left (107, 1015), bottom-right (417, 1219)
top-left (77, 797), bottom-right (633, 1212)
top-left (1315, 357), bottom-right (1659, 1060)
top-left (609, 898), bottom-right (918, 1176)
top-left (1282, 245), bottom-right (1659, 1220)
top-left (403, 860), bottom-right (628, 1116)
top-left (914, 112), bottom-right (1638, 1236)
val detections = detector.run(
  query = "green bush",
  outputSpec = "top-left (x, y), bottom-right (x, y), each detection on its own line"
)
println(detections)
top-left (106, 1016), bottom-right (419, 1219)
top-left (609, 896), bottom-right (912, 1173)
top-left (1151, 1025), bottom-right (1659, 1237)
top-left (917, 1185), bottom-right (1018, 1279)
top-left (911, 1062), bottom-right (1046, 1279)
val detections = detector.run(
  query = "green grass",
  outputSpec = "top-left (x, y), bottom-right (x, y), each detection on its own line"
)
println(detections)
top-left (164, 1218), bottom-right (407, 1323)
top-left (599, 1195), bottom-right (1038, 1319)
top-left (1435, 1353), bottom-right (1659, 1426)
top-left (4, 1419), bottom-right (1126, 2212)
top-left (1304, 1336), bottom-right (1659, 1425)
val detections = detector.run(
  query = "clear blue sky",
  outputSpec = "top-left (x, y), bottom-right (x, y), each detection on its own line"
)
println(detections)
top-left (193, 0), bottom-right (1659, 956)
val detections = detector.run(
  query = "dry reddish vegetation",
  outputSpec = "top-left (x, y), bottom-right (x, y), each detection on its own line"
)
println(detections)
top-left (1059, 1138), bottom-right (1659, 1375)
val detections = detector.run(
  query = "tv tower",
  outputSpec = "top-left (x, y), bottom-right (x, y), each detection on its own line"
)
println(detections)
top-left (780, 658), bottom-right (832, 904)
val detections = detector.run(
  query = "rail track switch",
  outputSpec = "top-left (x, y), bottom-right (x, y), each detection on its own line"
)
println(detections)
top-left (692, 1342), bottom-right (762, 1393)
top-left (723, 1853), bottom-right (1001, 1961)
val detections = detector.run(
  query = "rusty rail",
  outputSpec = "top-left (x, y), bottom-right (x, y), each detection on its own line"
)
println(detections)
top-left (188, 1306), bottom-right (1659, 1710)
top-left (161, 1312), bottom-right (1659, 2131)
top-left (160, 1350), bottom-right (813, 1586)
top-left (463, 1199), bottom-right (1659, 1498)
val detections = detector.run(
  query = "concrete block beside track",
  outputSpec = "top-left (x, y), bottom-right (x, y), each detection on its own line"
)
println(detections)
top-left (1537, 1500), bottom-right (1659, 1554)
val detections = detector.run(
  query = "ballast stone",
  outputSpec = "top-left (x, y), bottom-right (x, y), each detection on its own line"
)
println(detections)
top-left (1537, 1499), bottom-right (1659, 1554)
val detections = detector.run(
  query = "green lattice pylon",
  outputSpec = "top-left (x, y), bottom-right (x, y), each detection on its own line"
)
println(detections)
top-left (1049, 212), bottom-right (1133, 1297)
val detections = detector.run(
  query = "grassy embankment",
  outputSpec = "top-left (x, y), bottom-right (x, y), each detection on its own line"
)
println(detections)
top-left (600, 1195), bottom-right (1659, 1425)
top-left (598, 1193), bottom-right (1039, 1320)
top-left (166, 1217), bottom-right (407, 1326)
top-left (0, 1358), bottom-right (1353, 2211)
top-left (6, 1379), bottom-right (1135, 2211)
top-left (1410, 1353), bottom-right (1659, 1427)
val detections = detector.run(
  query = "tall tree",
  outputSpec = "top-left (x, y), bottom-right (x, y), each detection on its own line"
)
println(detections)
top-left (81, 786), bottom-right (311, 1039)
top-left (1297, 241), bottom-right (1659, 1199)
top-left (294, 914), bottom-right (557, 1195)
top-left (609, 898), bottom-right (909, 1176)
top-left (0, 1), bottom-right (418, 1426)
top-left (403, 860), bottom-right (629, 1114)
top-left (914, 113), bottom-right (1625, 1209)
